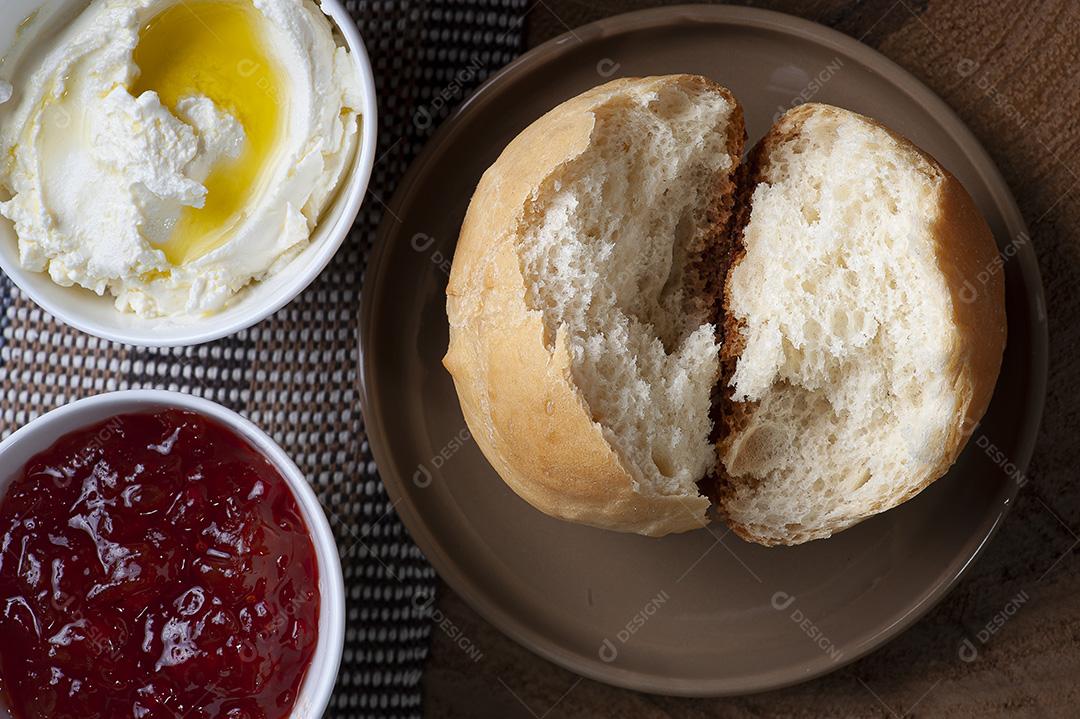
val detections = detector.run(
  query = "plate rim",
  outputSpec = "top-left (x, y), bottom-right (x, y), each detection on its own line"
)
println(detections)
top-left (359, 3), bottom-right (1049, 697)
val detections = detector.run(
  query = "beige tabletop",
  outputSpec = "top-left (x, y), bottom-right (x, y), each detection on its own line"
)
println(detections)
top-left (422, 0), bottom-right (1080, 716)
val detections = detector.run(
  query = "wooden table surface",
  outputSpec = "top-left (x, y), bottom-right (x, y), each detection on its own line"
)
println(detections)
top-left (422, 1), bottom-right (1080, 716)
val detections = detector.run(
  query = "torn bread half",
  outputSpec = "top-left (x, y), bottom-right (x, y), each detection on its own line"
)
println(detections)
top-left (443, 75), bottom-right (745, 536)
top-left (715, 103), bottom-right (1007, 545)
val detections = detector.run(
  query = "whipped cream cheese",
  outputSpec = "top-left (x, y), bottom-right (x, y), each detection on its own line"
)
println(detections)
top-left (0, 0), bottom-right (363, 318)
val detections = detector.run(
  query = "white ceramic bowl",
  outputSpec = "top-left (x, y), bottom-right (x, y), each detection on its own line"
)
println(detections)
top-left (0, 0), bottom-right (378, 347)
top-left (0, 390), bottom-right (346, 718)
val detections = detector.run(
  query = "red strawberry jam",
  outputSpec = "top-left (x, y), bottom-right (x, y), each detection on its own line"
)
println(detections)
top-left (0, 410), bottom-right (320, 719)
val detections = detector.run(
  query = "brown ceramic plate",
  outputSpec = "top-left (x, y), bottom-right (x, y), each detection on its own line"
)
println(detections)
top-left (359, 5), bottom-right (1047, 696)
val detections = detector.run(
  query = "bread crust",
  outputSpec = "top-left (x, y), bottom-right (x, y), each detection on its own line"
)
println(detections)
top-left (444, 75), bottom-right (744, 536)
top-left (715, 103), bottom-right (1007, 545)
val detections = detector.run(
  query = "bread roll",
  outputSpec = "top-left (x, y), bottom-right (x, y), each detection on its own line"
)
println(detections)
top-left (444, 79), bottom-right (1006, 544)
top-left (714, 103), bottom-right (1006, 545)
top-left (443, 75), bottom-right (745, 536)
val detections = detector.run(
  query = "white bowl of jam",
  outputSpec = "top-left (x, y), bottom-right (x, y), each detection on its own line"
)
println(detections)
top-left (0, 390), bottom-right (345, 719)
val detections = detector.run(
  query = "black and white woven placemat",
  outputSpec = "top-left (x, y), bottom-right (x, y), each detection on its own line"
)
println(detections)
top-left (0, 1), bottom-right (528, 716)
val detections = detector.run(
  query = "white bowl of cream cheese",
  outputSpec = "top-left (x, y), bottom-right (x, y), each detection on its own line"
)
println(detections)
top-left (0, 0), bottom-right (377, 346)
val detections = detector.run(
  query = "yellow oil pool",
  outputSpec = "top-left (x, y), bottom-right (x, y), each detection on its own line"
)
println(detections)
top-left (132, 0), bottom-right (284, 265)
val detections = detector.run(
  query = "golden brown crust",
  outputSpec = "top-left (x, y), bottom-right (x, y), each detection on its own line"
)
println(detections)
top-left (920, 168), bottom-right (1007, 482)
top-left (713, 103), bottom-right (1008, 545)
top-left (444, 75), bottom-right (744, 536)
